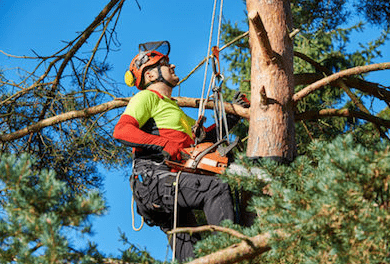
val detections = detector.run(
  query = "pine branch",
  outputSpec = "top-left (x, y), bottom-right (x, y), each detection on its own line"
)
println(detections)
top-left (3, 92), bottom-right (390, 143)
top-left (0, 97), bottom-right (249, 142)
top-left (81, 0), bottom-right (125, 92)
top-left (185, 230), bottom-right (286, 264)
top-left (295, 51), bottom-right (390, 139)
top-left (36, 0), bottom-right (125, 123)
top-left (293, 62), bottom-right (390, 103)
top-left (294, 73), bottom-right (390, 105)
top-left (168, 225), bottom-right (252, 243)
top-left (295, 108), bottom-right (390, 128)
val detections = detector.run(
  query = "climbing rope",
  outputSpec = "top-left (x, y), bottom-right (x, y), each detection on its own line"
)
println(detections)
top-left (171, 2), bottom-right (228, 260)
top-left (171, 170), bottom-right (182, 263)
top-left (198, 0), bottom-right (224, 119)
top-left (196, 0), bottom-right (234, 146)
top-left (131, 194), bottom-right (144, 231)
top-left (130, 159), bottom-right (144, 232)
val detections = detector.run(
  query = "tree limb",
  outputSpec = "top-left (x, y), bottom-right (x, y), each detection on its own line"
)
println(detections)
top-left (294, 51), bottom-right (368, 111)
top-left (294, 73), bottom-right (390, 106)
top-left (3, 95), bottom-right (390, 143)
top-left (295, 108), bottom-right (390, 128)
top-left (0, 97), bottom-right (250, 143)
top-left (293, 62), bottom-right (390, 103)
top-left (168, 225), bottom-right (251, 243)
top-left (185, 231), bottom-right (286, 264)
top-left (248, 11), bottom-right (274, 64)
top-left (0, 98), bottom-right (128, 143)
top-left (294, 52), bottom-right (389, 139)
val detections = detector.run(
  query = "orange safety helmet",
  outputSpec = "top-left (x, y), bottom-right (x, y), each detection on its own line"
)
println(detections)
top-left (125, 41), bottom-right (171, 90)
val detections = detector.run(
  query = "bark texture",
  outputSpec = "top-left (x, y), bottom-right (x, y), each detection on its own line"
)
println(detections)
top-left (246, 0), bottom-right (296, 162)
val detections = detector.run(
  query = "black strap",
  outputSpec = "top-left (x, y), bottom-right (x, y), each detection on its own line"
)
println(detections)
top-left (144, 65), bottom-right (175, 89)
top-left (162, 174), bottom-right (177, 205)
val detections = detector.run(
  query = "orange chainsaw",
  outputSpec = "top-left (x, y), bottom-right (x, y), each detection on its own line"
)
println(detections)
top-left (165, 137), bottom-right (241, 175)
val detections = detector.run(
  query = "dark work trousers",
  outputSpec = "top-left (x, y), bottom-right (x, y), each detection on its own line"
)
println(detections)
top-left (132, 159), bottom-right (234, 263)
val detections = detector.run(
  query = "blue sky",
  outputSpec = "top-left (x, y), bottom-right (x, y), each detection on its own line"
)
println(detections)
top-left (1, 0), bottom-right (389, 261)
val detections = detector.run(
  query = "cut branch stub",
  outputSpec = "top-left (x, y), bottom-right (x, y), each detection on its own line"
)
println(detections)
top-left (259, 86), bottom-right (268, 105)
top-left (248, 10), bottom-right (274, 64)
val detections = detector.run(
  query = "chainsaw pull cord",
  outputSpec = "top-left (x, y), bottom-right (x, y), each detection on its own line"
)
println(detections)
top-left (130, 159), bottom-right (144, 232)
top-left (171, 170), bottom-right (182, 263)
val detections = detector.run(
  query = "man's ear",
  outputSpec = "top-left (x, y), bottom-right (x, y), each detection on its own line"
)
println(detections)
top-left (144, 68), bottom-right (157, 82)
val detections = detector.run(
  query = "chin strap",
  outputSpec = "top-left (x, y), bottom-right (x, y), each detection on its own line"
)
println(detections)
top-left (144, 65), bottom-right (175, 89)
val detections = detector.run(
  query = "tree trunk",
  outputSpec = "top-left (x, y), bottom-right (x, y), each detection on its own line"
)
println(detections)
top-left (246, 0), bottom-right (296, 162)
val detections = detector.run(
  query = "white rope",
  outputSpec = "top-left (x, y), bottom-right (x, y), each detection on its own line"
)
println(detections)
top-left (131, 194), bottom-right (144, 231)
top-left (199, 73), bottom-right (216, 119)
top-left (198, 0), bottom-right (225, 121)
top-left (216, 0), bottom-right (224, 48)
top-left (171, 170), bottom-right (182, 263)
top-left (198, 0), bottom-right (218, 118)
top-left (172, 1), bottom-right (225, 261)
top-left (130, 159), bottom-right (144, 232)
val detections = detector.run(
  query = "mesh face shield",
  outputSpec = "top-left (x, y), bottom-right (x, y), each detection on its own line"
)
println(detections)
top-left (135, 41), bottom-right (170, 69)
top-left (139, 41), bottom-right (170, 57)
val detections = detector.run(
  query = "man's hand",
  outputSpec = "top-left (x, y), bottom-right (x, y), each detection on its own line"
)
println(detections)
top-left (162, 141), bottom-right (183, 161)
top-left (192, 115), bottom-right (206, 143)
top-left (233, 91), bottom-right (250, 108)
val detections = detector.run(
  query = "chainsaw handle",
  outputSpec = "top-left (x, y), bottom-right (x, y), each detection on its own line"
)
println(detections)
top-left (190, 140), bottom-right (226, 169)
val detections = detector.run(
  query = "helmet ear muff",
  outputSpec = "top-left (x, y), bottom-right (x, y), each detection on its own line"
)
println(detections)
top-left (124, 70), bottom-right (135, 87)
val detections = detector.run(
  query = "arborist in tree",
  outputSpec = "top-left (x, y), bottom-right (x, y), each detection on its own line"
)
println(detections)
top-left (113, 41), bottom-right (248, 262)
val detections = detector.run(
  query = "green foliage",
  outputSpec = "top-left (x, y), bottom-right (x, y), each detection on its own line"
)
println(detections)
top-left (118, 229), bottom-right (163, 264)
top-left (258, 135), bottom-right (390, 263)
top-left (292, 22), bottom-right (388, 152)
top-left (196, 135), bottom-right (390, 263)
top-left (0, 153), bottom-right (105, 263)
top-left (0, 154), bottom-right (158, 264)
